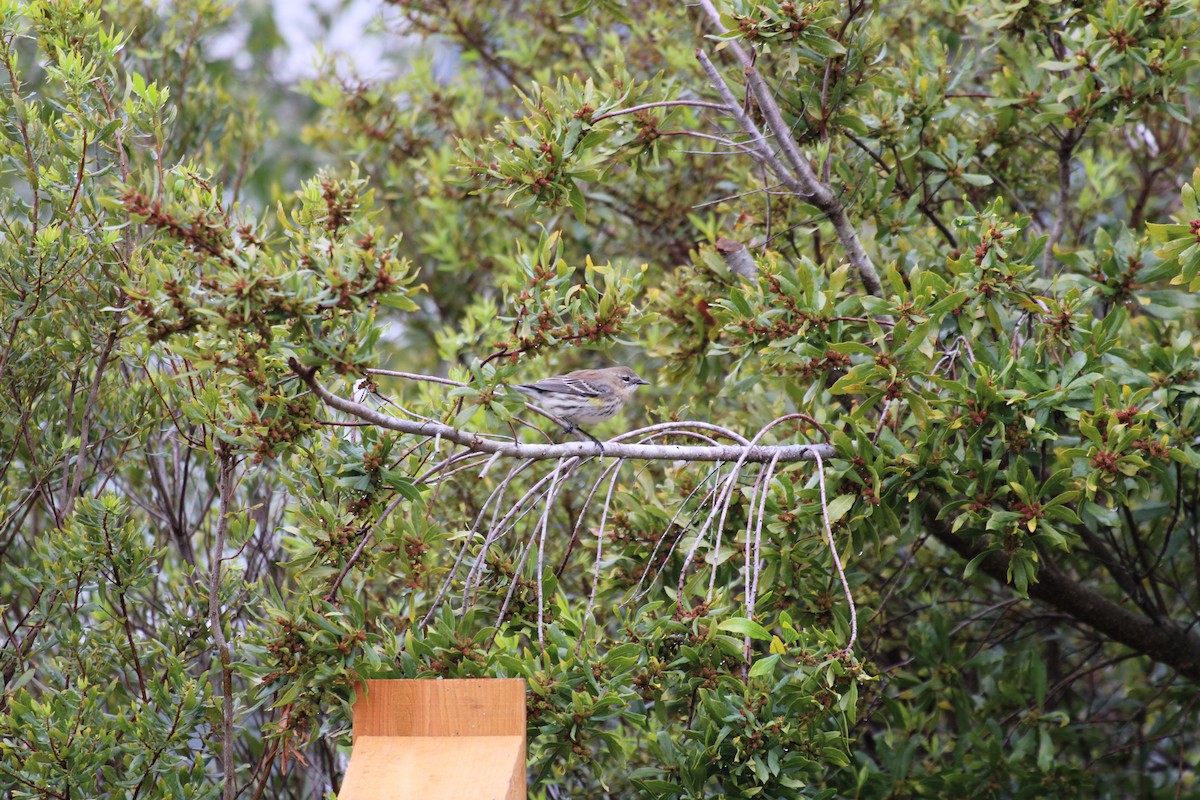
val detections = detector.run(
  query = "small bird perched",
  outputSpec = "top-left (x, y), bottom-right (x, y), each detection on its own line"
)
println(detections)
top-left (513, 366), bottom-right (649, 451)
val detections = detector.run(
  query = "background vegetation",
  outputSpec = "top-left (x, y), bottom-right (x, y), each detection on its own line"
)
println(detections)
top-left (1, 0), bottom-right (1198, 797)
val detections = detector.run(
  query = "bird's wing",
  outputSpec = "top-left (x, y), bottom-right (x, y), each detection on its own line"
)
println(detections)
top-left (524, 376), bottom-right (609, 397)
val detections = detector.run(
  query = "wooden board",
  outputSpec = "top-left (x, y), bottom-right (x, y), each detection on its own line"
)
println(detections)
top-left (341, 679), bottom-right (527, 800)
top-left (339, 735), bottom-right (524, 799)
top-left (352, 678), bottom-right (526, 739)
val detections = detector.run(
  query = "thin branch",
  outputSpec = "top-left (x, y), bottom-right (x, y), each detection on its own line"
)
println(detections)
top-left (591, 98), bottom-right (731, 123)
top-left (814, 448), bottom-right (857, 653)
top-left (681, 414), bottom-right (821, 605)
top-left (323, 493), bottom-right (409, 602)
top-left (677, 470), bottom-right (741, 602)
top-left (536, 460), bottom-right (568, 646)
top-left (695, 48), bottom-right (791, 185)
top-left (633, 462), bottom-right (726, 602)
top-left (692, 8), bottom-right (882, 296)
top-left (745, 452), bottom-right (782, 665)
top-left (660, 128), bottom-right (774, 159)
top-left (461, 464), bottom-right (582, 608)
top-left (491, 460), bottom-right (569, 643)
top-left (749, 452), bottom-right (781, 609)
top-left (557, 456), bottom-right (629, 578)
top-left (692, 182), bottom-right (786, 210)
top-left (923, 496), bottom-right (1200, 683)
top-left (63, 318), bottom-right (122, 519)
top-left (101, 508), bottom-right (148, 702)
top-left (579, 461), bottom-right (624, 649)
top-left (420, 459), bottom-right (537, 628)
top-left (209, 449), bottom-right (237, 800)
top-left (843, 130), bottom-right (959, 247)
top-left (366, 368), bottom-right (467, 387)
top-left (292, 360), bottom-right (835, 464)
top-left (614, 420), bottom-right (751, 446)
top-left (707, 458), bottom-right (747, 602)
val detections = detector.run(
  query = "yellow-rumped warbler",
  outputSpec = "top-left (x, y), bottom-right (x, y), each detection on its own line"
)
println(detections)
top-left (513, 366), bottom-right (649, 448)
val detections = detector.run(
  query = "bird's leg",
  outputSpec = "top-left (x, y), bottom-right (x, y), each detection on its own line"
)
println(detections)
top-left (564, 423), bottom-right (605, 456)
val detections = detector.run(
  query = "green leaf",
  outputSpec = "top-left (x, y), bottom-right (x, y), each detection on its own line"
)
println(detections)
top-left (749, 653), bottom-right (780, 677)
top-left (717, 617), bottom-right (772, 641)
top-left (824, 493), bottom-right (856, 524)
top-left (963, 549), bottom-right (995, 581)
top-left (566, 179), bottom-right (587, 223)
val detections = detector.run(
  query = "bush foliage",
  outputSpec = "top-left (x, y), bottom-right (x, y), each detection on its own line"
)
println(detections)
top-left (1, 0), bottom-right (1198, 797)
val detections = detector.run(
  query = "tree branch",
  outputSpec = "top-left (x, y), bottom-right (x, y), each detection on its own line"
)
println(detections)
top-left (843, 130), bottom-right (959, 248)
top-left (1042, 127), bottom-right (1085, 276)
top-left (323, 492), bottom-right (408, 603)
top-left (291, 360), bottom-right (835, 464)
top-left (62, 318), bottom-right (122, 519)
top-left (209, 449), bottom-right (237, 800)
top-left (923, 498), bottom-right (1200, 683)
top-left (694, 49), bottom-right (788, 180)
top-left (692, 2), bottom-right (883, 297)
top-left (591, 99), bottom-right (731, 123)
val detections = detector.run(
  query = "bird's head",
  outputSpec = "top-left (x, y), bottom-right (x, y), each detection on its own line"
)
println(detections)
top-left (612, 366), bottom-right (650, 389)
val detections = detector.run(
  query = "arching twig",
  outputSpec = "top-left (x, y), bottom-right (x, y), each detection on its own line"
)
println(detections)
top-left (461, 463), bottom-right (582, 609)
top-left (814, 449), bottom-right (857, 653)
top-left (746, 454), bottom-right (782, 612)
top-left (490, 459), bottom-right (568, 646)
top-left (421, 459), bottom-right (536, 627)
top-left (678, 413), bottom-right (824, 606)
top-left (535, 460), bottom-right (568, 648)
top-left (291, 360), bottom-right (835, 465)
top-left (577, 459), bottom-right (625, 650)
top-left (745, 452), bottom-right (782, 664)
top-left (632, 461), bottom-right (727, 602)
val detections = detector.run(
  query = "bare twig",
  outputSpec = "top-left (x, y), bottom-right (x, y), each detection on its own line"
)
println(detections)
top-left (692, 182), bottom-right (786, 210)
top-left (695, 49), bottom-right (791, 185)
top-left (578, 460), bottom-right (625, 645)
top-left (294, 361), bottom-right (833, 464)
top-left (421, 459), bottom-right (531, 628)
top-left (814, 448), bottom-right (857, 653)
top-left (323, 493), bottom-right (409, 603)
top-left (461, 463), bottom-right (584, 609)
top-left (209, 449), bottom-right (237, 800)
top-left (746, 452), bottom-right (782, 623)
top-left (843, 130), bottom-right (959, 247)
top-left (632, 462), bottom-right (727, 601)
top-left (679, 414), bottom-right (821, 605)
top-left (366, 368), bottom-right (467, 387)
top-left (491, 460), bottom-right (571, 644)
top-left (677, 471), bottom-right (740, 602)
top-left (692, 2), bottom-right (883, 297)
top-left (742, 451), bottom-right (783, 668)
top-left (535, 460), bottom-right (568, 647)
top-left (706, 460), bottom-right (748, 602)
top-left (591, 98), bottom-right (731, 123)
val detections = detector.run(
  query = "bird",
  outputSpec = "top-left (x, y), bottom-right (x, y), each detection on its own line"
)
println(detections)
top-left (512, 366), bottom-right (649, 452)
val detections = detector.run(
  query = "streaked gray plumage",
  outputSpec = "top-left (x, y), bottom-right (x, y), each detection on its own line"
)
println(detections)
top-left (513, 366), bottom-right (649, 441)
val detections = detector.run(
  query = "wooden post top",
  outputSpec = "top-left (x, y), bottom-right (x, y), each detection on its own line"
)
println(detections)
top-left (341, 678), bottom-right (528, 799)
top-left (352, 678), bottom-right (527, 740)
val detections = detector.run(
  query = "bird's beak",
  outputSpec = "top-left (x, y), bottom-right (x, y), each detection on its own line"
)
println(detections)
top-left (636, 377), bottom-right (650, 386)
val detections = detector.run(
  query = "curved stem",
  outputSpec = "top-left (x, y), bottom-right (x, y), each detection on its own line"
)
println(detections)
top-left (814, 449), bottom-right (857, 653)
top-left (293, 360), bottom-right (835, 465)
